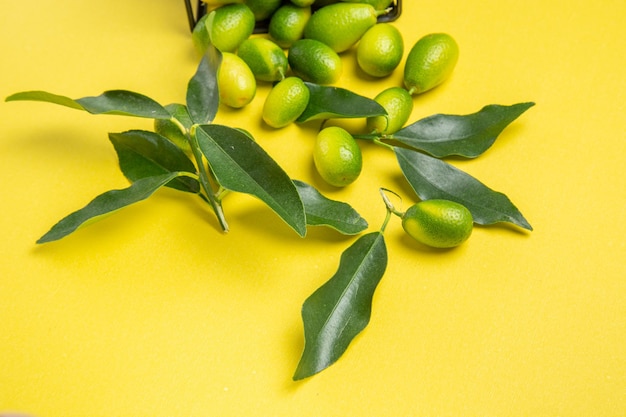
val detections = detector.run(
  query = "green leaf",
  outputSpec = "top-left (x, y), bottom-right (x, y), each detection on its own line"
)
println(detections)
top-left (108, 130), bottom-right (200, 193)
top-left (165, 103), bottom-right (194, 132)
top-left (395, 147), bottom-right (533, 230)
top-left (196, 124), bottom-right (307, 237)
top-left (37, 172), bottom-right (184, 244)
top-left (390, 102), bottom-right (535, 158)
top-left (6, 90), bottom-right (171, 119)
top-left (293, 180), bottom-right (368, 235)
top-left (186, 45), bottom-right (222, 124)
top-left (5, 90), bottom-right (84, 110)
top-left (294, 231), bottom-right (387, 380)
top-left (297, 82), bottom-right (386, 123)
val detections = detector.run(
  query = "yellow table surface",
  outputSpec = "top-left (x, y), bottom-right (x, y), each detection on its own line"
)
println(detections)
top-left (1, 1), bottom-right (625, 415)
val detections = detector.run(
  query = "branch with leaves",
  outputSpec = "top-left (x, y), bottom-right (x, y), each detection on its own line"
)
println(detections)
top-left (6, 44), bottom-right (534, 380)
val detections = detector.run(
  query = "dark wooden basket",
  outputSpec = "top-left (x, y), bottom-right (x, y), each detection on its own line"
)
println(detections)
top-left (184, 0), bottom-right (402, 33)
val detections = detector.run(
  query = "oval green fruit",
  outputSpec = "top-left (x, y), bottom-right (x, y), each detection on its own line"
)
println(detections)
top-left (304, 3), bottom-right (379, 52)
top-left (366, 86), bottom-right (413, 134)
top-left (202, 0), bottom-right (244, 5)
top-left (291, 0), bottom-right (315, 6)
top-left (218, 52), bottom-right (256, 108)
top-left (402, 199), bottom-right (473, 248)
top-left (205, 4), bottom-right (255, 52)
top-left (262, 77), bottom-right (310, 128)
top-left (357, 23), bottom-right (404, 77)
top-left (237, 38), bottom-right (288, 82)
top-left (341, 0), bottom-right (393, 11)
top-left (288, 39), bottom-right (343, 84)
top-left (268, 4), bottom-right (312, 48)
top-left (404, 32), bottom-right (459, 95)
top-left (245, 0), bottom-right (282, 21)
top-left (313, 126), bottom-right (362, 187)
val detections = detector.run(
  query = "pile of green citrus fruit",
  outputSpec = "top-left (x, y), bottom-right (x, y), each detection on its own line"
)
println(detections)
top-left (193, 1), bottom-right (457, 172)
top-left (193, 0), bottom-right (471, 248)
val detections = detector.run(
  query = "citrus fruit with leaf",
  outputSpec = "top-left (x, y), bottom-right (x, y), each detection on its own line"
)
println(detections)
top-left (268, 4), bottom-right (312, 48)
top-left (402, 199), bottom-right (473, 248)
top-left (366, 86), bottom-right (413, 134)
top-left (262, 77), bottom-right (310, 128)
top-left (288, 39), bottom-right (343, 84)
top-left (237, 38), bottom-right (288, 82)
top-left (313, 126), bottom-right (362, 187)
top-left (218, 52), bottom-right (256, 108)
top-left (303, 3), bottom-right (381, 52)
top-left (404, 32), bottom-right (459, 95)
top-left (357, 23), bottom-right (404, 77)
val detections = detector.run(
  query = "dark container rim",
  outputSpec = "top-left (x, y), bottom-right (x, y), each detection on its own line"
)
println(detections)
top-left (184, 0), bottom-right (402, 33)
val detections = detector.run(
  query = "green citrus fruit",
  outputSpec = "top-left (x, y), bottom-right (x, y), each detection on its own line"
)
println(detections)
top-left (237, 37), bottom-right (288, 82)
top-left (268, 4), bottom-right (312, 48)
top-left (313, 126), bottom-right (362, 187)
top-left (154, 103), bottom-right (193, 155)
top-left (404, 32), bottom-right (459, 95)
top-left (343, 0), bottom-right (393, 10)
top-left (291, 0), bottom-right (315, 6)
top-left (311, 0), bottom-right (338, 6)
top-left (245, 0), bottom-right (282, 21)
top-left (202, 0), bottom-right (243, 5)
top-left (218, 52), bottom-right (257, 108)
top-left (402, 199), bottom-right (473, 248)
top-left (204, 4), bottom-right (255, 52)
top-left (288, 39), bottom-right (343, 84)
top-left (262, 77), bottom-right (310, 128)
top-left (356, 23), bottom-right (404, 77)
top-left (366, 86), bottom-right (413, 134)
top-left (304, 3), bottom-right (379, 52)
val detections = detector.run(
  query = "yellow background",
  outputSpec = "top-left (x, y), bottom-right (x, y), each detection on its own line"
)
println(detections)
top-left (1, 1), bottom-right (625, 415)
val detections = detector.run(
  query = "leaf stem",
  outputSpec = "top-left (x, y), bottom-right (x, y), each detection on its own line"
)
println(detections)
top-left (373, 138), bottom-right (395, 151)
top-left (169, 116), bottom-right (187, 137)
top-left (189, 124), bottom-right (229, 232)
top-left (351, 133), bottom-right (379, 141)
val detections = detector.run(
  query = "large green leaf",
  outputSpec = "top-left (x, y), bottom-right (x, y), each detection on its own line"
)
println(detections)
top-left (109, 130), bottom-right (199, 193)
top-left (186, 45), bottom-right (222, 124)
top-left (294, 231), bottom-right (387, 380)
top-left (6, 90), bottom-right (171, 119)
top-left (297, 82), bottom-right (386, 122)
top-left (196, 124), bottom-right (307, 237)
top-left (293, 180), bottom-right (368, 235)
top-left (390, 102), bottom-right (535, 158)
top-left (395, 147), bottom-right (533, 230)
top-left (37, 172), bottom-right (184, 243)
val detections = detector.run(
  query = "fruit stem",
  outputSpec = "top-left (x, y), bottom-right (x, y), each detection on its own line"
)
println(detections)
top-left (376, 7), bottom-right (393, 17)
top-left (189, 124), bottom-right (230, 233)
top-left (379, 187), bottom-right (404, 218)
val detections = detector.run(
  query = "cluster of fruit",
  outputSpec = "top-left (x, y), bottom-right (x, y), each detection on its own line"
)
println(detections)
top-left (192, 0), bottom-right (458, 189)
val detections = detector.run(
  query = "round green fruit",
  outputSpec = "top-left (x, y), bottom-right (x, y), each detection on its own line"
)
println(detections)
top-left (402, 199), bottom-right (473, 248)
top-left (313, 126), bottom-right (362, 187)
